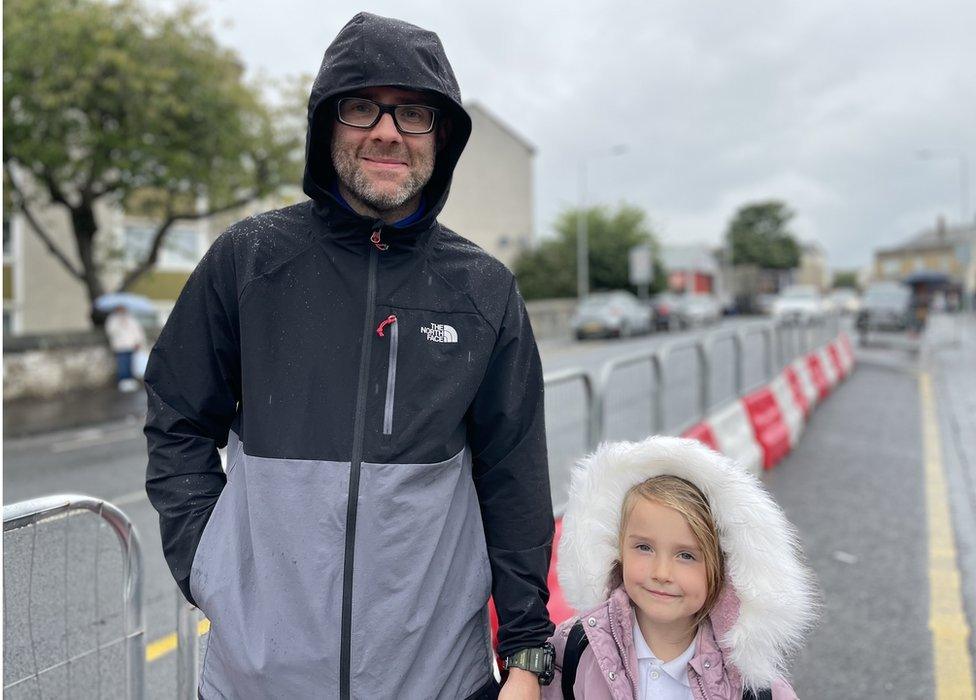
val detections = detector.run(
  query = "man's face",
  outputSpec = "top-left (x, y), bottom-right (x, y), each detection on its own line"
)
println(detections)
top-left (330, 86), bottom-right (437, 216)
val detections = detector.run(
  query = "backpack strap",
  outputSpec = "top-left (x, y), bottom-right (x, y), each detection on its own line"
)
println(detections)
top-left (561, 619), bottom-right (590, 700)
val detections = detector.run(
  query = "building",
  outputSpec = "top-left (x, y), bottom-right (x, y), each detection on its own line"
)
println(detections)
top-left (2, 101), bottom-right (535, 336)
top-left (661, 244), bottom-right (718, 294)
top-left (794, 242), bottom-right (830, 292)
top-left (873, 216), bottom-right (975, 301)
top-left (438, 102), bottom-right (534, 269)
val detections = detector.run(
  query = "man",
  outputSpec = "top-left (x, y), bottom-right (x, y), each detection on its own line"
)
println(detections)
top-left (144, 13), bottom-right (554, 700)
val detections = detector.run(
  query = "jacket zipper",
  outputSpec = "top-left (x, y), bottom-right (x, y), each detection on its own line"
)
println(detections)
top-left (693, 668), bottom-right (709, 700)
top-left (339, 223), bottom-right (383, 699)
top-left (607, 611), bottom-right (637, 696)
top-left (376, 315), bottom-right (398, 435)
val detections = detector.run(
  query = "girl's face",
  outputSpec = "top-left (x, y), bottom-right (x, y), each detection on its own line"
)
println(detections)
top-left (621, 497), bottom-right (709, 633)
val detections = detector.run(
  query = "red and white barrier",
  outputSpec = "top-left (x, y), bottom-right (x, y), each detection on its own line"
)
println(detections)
top-left (742, 387), bottom-right (791, 469)
top-left (805, 352), bottom-right (830, 400)
top-left (704, 400), bottom-right (763, 476)
top-left (769, 372), bottom-right (804, 447)
top-left (818, 346), bottom-right (840, 389)
top-left (789, 358), bottom-right (819, 412)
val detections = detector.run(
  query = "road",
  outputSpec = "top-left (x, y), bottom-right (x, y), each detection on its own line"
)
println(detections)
top-left (4, 315), bottom-right (973, 698)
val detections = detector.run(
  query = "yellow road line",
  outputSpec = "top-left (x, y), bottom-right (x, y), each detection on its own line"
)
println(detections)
top-left (921, 371), bottom-right (975, 699)
top-left (145, 618), bottom-right (211, 663)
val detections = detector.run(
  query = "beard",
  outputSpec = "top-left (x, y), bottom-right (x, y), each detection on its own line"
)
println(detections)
top-left (331, 139), bottom-right (435, 213)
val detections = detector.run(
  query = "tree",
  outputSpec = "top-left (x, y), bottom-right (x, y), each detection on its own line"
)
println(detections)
top-left (724, 201), bottom-right (800, 270)
top-left (514, 204), bottom-right (665, 300)
top-left (832, 270), bottom-right (859, 289)
top-left (3, 0), bottom-right (303, 324)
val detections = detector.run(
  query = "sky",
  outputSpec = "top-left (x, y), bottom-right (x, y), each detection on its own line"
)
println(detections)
top-left (157, 1), bottom-right (975, 270)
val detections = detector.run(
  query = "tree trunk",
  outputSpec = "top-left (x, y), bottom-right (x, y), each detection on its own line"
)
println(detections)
top-left (69, 202), bottom-right (107, 327)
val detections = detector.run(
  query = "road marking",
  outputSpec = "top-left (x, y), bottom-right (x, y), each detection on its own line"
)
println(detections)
top-left (146, 618), bottom-right (211, 663)
top-left (920, 371), bottom-right (975, 699)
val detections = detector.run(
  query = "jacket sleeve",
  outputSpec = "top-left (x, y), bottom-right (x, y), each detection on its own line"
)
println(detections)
top-left (467, 277), bottom-right (555, 659)
top-left (143, 231), bottom-right (242, 607)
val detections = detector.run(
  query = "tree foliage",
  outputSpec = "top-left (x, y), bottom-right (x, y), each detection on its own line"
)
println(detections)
top-left (3, 0), bottom-right (304, 322)
top-left (832, 270), bottom-right (859, 289)
top-left (724, 201), bottom-right (800, 270)
top-left (514, 204), bottom-right (665, 300)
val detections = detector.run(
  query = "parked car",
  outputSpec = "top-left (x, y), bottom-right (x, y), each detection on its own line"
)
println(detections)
top-left (572, 291), bottom-right (654, 339)
top-left (755, 293), bottom-right (778, 316)
top-left (829, 288), bottom-right (862, 315)
top-left (673, 294), bottom-right (722, 328)
top-left (856, 282), bottom-right (912, 331)
top-left (650, 292), bottom-right (682, 330)
top-left (771, 285), bottom-right (825, 322)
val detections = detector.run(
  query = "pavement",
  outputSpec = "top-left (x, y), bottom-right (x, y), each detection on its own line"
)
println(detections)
top-left (3, 382), bottom-right (147, 440)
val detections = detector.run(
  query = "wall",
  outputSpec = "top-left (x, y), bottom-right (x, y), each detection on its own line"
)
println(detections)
top-left (439, 103), bottom-right (534, 270)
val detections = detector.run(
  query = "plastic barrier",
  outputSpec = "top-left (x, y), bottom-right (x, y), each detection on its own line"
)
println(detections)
top-left (805, 353), bottom-right (830, 400)
top-left (681, 421), bottom-right (720, 451)
top-left (742, 388), bottom-right (791, 469)
top-left (769, 373), bottom-right (804, 447)
top-left (818, 346), bottom-right (840, 388)
top-left (783, 365), bottom-right (811, 418)
top-left (706, 401), bottom-right (763, 476)
top-left (826, 342), bottom-right (845, 379)
top-left (836, 333), bottom-right (855, 374)
top-left (790, 358), bottom-right (820, 410)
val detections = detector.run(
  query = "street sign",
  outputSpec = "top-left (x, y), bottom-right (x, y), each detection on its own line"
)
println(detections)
top-left (629, 245), bottom-right (653, 285)
top-left (629, 244), bottom-right (654, 299)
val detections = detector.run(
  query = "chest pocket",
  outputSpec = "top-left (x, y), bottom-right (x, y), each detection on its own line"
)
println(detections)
top-left (372, 306), bottom-right (493, 444)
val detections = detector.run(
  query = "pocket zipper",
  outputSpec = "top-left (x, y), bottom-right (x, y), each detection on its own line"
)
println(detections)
top-left (376, 315), bottom-right (398, 435)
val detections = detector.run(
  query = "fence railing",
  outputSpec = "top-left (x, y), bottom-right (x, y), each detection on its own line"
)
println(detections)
top-left (3, 495), bottom-right (144, 699)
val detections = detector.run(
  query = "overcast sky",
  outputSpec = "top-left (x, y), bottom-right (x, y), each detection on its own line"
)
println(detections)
top-left (161, 1), bottom-right (974, 270)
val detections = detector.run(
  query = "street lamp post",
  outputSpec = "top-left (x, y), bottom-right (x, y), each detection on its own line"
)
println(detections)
top-left (577, 145), bottom-right (628, 301)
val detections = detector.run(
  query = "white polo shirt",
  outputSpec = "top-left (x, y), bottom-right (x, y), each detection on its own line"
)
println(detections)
top-left (631, 611), bottom-right (695, 700)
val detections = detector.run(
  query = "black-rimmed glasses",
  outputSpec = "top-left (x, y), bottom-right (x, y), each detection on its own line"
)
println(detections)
top-left (336, 97), bottom-right (439, 135)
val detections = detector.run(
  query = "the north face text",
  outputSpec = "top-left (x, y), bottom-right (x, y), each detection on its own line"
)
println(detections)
top-left (420, 324), bottom-right (458, 343)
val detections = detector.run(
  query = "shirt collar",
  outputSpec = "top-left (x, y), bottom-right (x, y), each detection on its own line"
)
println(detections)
top-left (329, 181), bottom-right (426, 228)
top-left (631, 609), bottom-right (696, 687)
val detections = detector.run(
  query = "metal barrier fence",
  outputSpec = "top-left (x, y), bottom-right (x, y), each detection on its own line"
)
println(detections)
top-left (3, 495), bottom-right (144, 699)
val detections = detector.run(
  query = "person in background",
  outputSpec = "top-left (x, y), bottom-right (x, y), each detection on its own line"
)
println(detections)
top-left (104, 304), bottom-right (146, 393)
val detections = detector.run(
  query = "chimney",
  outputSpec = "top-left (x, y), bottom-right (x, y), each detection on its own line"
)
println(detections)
top-left (936, 215), bottom-right (946, 240)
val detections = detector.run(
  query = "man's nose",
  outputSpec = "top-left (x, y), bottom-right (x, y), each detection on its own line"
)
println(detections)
top-left (368, 112), bottom-right (402, 142)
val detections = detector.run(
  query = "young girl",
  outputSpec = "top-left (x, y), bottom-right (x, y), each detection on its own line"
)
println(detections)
top-left (544, 436), bottom-right (818, 699)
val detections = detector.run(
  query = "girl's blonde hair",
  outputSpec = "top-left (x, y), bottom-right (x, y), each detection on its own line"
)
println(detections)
top-left (607, 475), bottom-right (725, 628)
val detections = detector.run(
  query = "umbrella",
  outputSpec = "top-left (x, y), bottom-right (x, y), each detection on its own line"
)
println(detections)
top-left (94, 292), bottom-right (157, 315)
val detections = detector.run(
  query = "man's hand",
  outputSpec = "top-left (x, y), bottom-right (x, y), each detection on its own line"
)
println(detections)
top-left (499, 668), bottom-right (542, 700)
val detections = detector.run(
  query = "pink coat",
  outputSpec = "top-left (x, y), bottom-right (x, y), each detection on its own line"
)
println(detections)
top-left (543, 586), bottom-right (799, 700)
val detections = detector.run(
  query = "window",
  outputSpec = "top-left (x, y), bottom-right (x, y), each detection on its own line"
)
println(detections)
top-left (124, 224), bottom-right (201, 270)
top-left (881, 258), bottom-right (900, 277)
top-left (3, 310), bottom-right (11, 335)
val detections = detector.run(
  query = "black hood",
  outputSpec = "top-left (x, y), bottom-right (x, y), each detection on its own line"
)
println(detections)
top-left (302, 12), bottom-right (472, 223)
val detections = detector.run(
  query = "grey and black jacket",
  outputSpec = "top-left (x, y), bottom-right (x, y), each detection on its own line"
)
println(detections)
top-left (144, 12), bottom-right (554, 700)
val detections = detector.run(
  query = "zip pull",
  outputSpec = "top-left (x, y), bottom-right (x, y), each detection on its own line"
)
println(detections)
top-left (376, 315), bottom-right (397, 337)
top-left (370, 225), bottom-right (389, 251)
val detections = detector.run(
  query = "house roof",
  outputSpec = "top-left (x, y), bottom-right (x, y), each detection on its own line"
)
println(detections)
top-left (879, 222), bottom-right (976, 254)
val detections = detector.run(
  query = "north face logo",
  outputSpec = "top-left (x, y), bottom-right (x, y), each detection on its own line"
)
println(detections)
top-left (420, 323), bottom-right (458, 343)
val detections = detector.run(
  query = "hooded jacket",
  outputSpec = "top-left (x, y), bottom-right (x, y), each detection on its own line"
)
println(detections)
top-left (543, 437), bottom-right (818, 699)
top-left (144, 13), bottom-right (553, 700)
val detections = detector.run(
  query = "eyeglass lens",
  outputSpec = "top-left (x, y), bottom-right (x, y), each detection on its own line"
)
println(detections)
top-left (337, 98), bottom-right (435, 134)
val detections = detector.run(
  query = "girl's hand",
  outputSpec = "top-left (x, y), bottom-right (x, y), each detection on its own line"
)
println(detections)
top-left (499, 668), bottom-right (541, 700)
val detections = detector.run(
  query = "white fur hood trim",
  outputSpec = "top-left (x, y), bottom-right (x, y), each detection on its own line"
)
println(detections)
top-left (557, 436), bottom-right (819, 689)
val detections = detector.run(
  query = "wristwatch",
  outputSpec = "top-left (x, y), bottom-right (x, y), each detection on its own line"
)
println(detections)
top-left (503, 643), bottom-right (555, 685)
